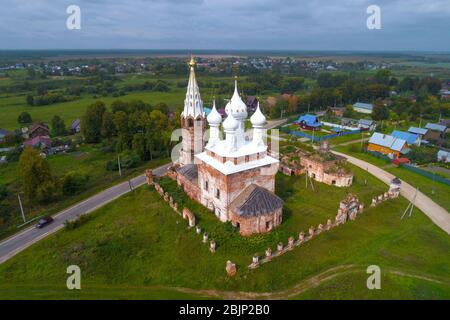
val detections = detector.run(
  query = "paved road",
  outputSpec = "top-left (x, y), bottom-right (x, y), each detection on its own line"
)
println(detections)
top-left (0, 163), bottom-right (172, 264)
top-left (333, 150), bottom-right (450, 235)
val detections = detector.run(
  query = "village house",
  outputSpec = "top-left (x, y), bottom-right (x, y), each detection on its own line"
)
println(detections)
top-left (367, 132), bottom-right (409, 159)
top-left (391, 130), bottom-right (420, 146)
top-left (295, 114), bottom-right (321, 131)
top-left (424, 123), bottom-right (447, 141)
top-left (71, 119), bottom-right (81, 134)
top-left (0, 129), bottom-right (11, 143)
top-left (24, 135), bottom-right (52, 152)
top-left (330, 107), bottom-right (345, 117)
top-left (358, 119), bottom-right (376, 131)
top-left (437, 150), bottom-right (450, 163)
top-left (408, 127), bottom-right (428, 143)
top-left (170, 57), bottom-right (283, 236)
top-left (29, 123), bottom-right (50, 138)
top-left (245, 96), bottom-right (258, 113)
top-left (352, 102), bottom-right (373, 114)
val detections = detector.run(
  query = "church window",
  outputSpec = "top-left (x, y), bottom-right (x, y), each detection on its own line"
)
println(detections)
top-left (215, 189), bottom-right (220, 199)
top-left (204, 180), bottom-right (209, 191)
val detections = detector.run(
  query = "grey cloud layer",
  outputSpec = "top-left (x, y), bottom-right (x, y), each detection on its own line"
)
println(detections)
top-left (0, 0), bottom-right (448, 50)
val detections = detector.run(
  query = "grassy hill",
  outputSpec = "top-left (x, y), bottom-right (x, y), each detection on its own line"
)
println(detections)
top-left (0, 165), bottom-right (449, 299)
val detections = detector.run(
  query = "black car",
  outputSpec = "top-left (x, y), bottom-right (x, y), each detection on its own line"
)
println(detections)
top-left (36, 216), bottom-right (54, 229)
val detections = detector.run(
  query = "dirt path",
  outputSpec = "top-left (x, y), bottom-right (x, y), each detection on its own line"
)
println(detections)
top-left (159, 265), bottom-right (449, 299)
top-left (331, 137), bottom-right (369, 147)
top-left (332, 150), bottom-right (450, 235)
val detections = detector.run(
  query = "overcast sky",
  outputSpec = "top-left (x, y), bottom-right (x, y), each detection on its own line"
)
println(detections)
top-left (0, 0), bottom-right (449, 51)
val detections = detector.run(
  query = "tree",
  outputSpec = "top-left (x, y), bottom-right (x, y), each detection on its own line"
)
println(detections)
top-left (18, 112), bottom-right (32, 124)
top-left (101, 111), bottom-right (116, 139)
top-left (81, 101), bottom-right (106, 143)
top-left (372, 100), bottom-right (389, 121)
top-left (26, 94), bottom-right (34, 106)
top-left (343, 105), bottom-right (355, 118)
top-left (19, 148), bottom-right (59, 203)
top-left (62, 172), bottom-right (89, 196)
top-left (51, 115), bottom-right (66, 136)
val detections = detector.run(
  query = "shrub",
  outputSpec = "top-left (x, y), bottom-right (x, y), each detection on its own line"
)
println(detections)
top-left (0, 184), bottom-right (8, 201)
top-left (106, 151), bottom-right (141, 171)
top-left (62, 172), bottom-right (89, 196)
top-left (64, 215), bottom-right (91, 230)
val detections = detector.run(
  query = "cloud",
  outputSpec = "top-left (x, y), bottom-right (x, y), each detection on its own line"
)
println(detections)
top-left (0, 0), bottom-right (448, 50)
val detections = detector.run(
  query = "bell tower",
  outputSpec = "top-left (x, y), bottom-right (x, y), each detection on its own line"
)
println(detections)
top-left (180, 56), bottom-right (206, 165)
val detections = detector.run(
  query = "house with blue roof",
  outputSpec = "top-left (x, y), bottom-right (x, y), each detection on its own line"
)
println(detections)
top-left (295, 114), bottom-right (321, 131)
top-left (408, 126), bottom-right (428, 136)
top-left (391, 130), bottom-right (420, 146)
top-left (424, 122), bottom-right (447, 141)
top-left (352, 102), bottom-right (373, 114)
top-left (367, 132), bottom-right (410, 159)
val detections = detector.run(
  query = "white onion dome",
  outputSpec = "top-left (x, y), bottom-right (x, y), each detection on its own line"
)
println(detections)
top-left (224, 80), bottom-right (248, 120)
top-left (222, 112), bottom-right (239, 132)
top-left (250, 102), bottom-right (266, 127)
top-left (207, 100), bottom-right (222, 125)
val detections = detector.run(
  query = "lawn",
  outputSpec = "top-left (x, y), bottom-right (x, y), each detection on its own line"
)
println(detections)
top-left (333, 142), bottom-right (450, 211)
top-left (0, 144), bottom-right (169, 239)
top-left (0, 164), bottom-right (449, 299)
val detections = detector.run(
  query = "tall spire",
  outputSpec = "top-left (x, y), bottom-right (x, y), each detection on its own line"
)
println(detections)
top-left (182, 56), bottom-right (204, 118)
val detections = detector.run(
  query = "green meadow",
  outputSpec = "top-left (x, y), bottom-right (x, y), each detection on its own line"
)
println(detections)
top-left (0, 165), bottom-right (448, 299)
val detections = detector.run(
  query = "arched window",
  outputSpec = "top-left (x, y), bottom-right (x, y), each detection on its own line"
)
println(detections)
top-left (187, 118), bottom-right (194, 127)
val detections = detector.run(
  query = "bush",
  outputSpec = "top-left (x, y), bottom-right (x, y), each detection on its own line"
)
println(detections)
top-left (0, 184), bottom-right (8, 201)
top-left (106, 151), bottom-right (141, 171)
top-left (64, 214), bottom-right (91, 230)
top-left (6, 147), bottom-right (23, 162)
top-left (62, 172), bottom-right (89, 196)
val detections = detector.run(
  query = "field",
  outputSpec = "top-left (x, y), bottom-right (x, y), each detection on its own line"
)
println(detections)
top-left (0, 90), bottom-right (186, 131)
top-left (333, 143), bottom-right (450, 211)
top-left (0, 165), bottom-right (449, 299)
top-left (0, 143), bottom-right (169, 239)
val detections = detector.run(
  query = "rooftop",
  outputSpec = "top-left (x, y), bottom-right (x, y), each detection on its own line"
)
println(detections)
top-left (408, 127), bottom-right (428, 135)
top-left (369, 132), bottom-right (407, 152)
top-left (353, 102), bottom-right (373, 110)
top-left (391, 130), bottom-right (419, 145)
top-left (425, 123), bottom-right (446, 132)
top-left (230, 184), bottom-right (283, 217)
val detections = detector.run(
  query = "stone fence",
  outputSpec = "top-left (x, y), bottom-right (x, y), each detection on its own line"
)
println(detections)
top-left (248, 193), bottom-right (368, 269)
top-left (152, 179), bottom-right (217, 255)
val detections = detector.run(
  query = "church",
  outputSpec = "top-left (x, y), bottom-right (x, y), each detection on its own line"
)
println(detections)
top-left (174, 57), bottom-right (283, 236)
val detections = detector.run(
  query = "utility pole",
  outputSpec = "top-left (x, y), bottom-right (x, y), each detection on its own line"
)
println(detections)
top-left (118, 155), bottom-right (122, 177)
top-left (17, 193), bottom-right (26, 223)
top-left (401, 188), bottom-right (419, 219)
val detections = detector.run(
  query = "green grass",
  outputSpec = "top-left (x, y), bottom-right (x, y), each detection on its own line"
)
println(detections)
top-left (385, 166), bottom-right (450, 212)
top-left (291, 271), bottom-right (450, 300)
top-left (0, 90), bottom-right (186, 130)
top-left (0, 144), bottom-right (169, 239)
top-left (0, 163), bottom-right (449, 299)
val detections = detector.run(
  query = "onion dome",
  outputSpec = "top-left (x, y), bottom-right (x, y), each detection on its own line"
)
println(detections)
top-left (223, 112), bottom-right (239, 132)
top-left (224, 80), bottom-right (248, 120)
top-left (250, 102), bottom-right (266, 127)
top-left (207, 100), bottom-right (222, 125)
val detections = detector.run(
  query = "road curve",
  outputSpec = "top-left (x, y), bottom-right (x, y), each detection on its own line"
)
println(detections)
top-left (0, 163), bottom-right (172, 264)
top-left (332, 150), bottom-right (450, 235)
